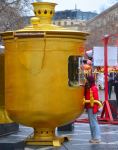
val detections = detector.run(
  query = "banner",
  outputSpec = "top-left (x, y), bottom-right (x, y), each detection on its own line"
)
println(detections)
top-left (93, 46), bottom-right (118, 66)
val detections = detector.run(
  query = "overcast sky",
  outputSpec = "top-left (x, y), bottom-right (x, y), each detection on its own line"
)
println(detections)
top-left (30, 0), bottom-right (117, 15)
top-left (54, 0), bottom-right (116, 13)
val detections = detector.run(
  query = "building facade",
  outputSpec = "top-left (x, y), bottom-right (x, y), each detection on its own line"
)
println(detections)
top-left (53, 9), bottom-right (97, 21)
top-left (53, 9), bottom-right (97, 32)
top-left (53, 3), bottom-right (118, 50)
top-left (53, 19), bottom-right (87, 31)
top-left (86, 2), bottom-right (118, 49)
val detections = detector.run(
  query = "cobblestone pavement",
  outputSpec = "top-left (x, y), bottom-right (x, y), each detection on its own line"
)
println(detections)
top-left (24, 122), bottom-right (118, 150)
top-left (0, 115), bottom-right (118, 150)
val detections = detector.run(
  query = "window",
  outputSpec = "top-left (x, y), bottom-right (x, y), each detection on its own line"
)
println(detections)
top-left (68, 56), bottom-right (85, 87)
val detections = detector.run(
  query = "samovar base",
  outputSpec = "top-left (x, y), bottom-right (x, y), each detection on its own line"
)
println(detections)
top-left (26, 128), bottom-right (69, 146)
top-left (0, 109), bottom-right (13, 123)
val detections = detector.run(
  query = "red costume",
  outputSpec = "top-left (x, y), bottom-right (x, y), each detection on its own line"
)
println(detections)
top-left (85, 85), bottom-right (99, 114)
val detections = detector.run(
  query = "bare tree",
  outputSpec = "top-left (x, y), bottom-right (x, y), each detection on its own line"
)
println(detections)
top-left (0, 0), bottom-right (30, 14)
top-left (0, 0), bottom-right (31, 32)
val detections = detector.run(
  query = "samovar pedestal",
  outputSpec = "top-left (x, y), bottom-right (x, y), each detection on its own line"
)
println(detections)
top-left (0, 109), bottom-right (19, 136)
top-left (26, 128), bottom-right (69, 146)
top-left (0, 53), bottom-right (19, 136)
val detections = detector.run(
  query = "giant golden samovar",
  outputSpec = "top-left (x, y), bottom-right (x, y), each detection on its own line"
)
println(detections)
top-left (1, 0), bottom-right (88, 146)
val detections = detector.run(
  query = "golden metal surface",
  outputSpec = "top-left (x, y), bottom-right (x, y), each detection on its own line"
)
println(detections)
top-left (0, 52), bottom-right (12, 123)
top-left (26, 128), bottom-right (68, 146)
top-left (26, 137), bottom-right (65, 146)
top-left (1, 1), bottom-right (89, 145)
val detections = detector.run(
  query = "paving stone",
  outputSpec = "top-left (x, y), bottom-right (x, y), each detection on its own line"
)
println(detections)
top-left (0, 115), bottom-right (118, 150)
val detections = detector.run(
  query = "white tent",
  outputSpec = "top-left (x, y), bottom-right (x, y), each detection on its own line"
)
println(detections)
top-left (93, 46), bottom-right (118, 66)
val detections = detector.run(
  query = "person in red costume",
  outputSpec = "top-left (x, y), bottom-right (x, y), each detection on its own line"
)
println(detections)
top-left (85, 75), bottom-right (101, 143)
